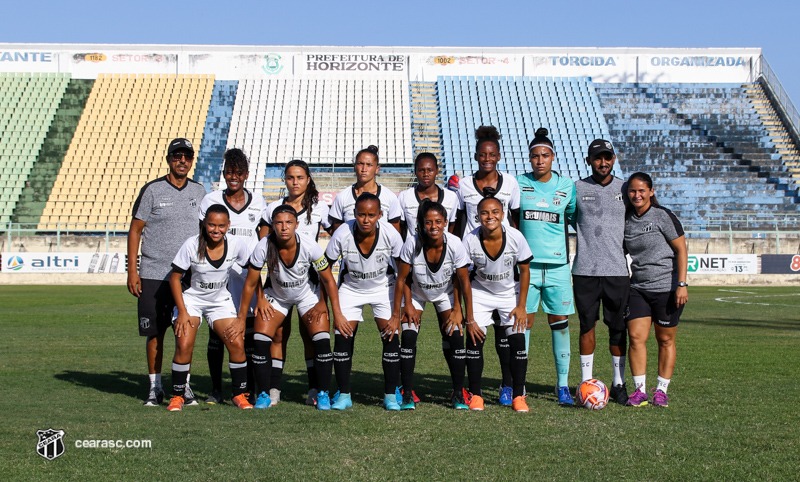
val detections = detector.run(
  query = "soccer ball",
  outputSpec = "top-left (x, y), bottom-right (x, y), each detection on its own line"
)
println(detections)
top-left (576, 379), bottom-right (609, 410)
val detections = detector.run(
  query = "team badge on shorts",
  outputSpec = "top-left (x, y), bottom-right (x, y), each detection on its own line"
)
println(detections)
top-left (139, 317), bottom-right (151, 330)
top-left (36, 429), bottom-right (65, 460)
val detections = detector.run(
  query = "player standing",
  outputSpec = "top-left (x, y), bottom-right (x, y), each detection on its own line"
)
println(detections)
top-left (328, 145), bottom-right (402, 233)
top-left (127, 138), bottom-right (207, 406)
top-left (572, 139), bottom-right (630, 404)
top-left (455, 126), bottom-right (521, 407)
top-left (512, 128), bottom-right (577, 406)
top-left (238, 205), bottom-right (346, 410)
top-left (260, 159), bottom-right (331, 406)
top-left (167, 204), bottom-right (253, 411)
top-left (397, 152), bottom-right (459, 238)
top-left (389, 201), bottom-right (474, 410)
top-left (624, 172), bottom-right (688, 408)
top-left (462, 197), bottom-right (532, 412)
top-left (200, 148), bottom-right (266, 405)
top-left (324, 193), bottom-right (404, 411)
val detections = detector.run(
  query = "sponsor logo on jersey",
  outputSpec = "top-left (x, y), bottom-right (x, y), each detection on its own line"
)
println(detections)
top-left (479, 270), bottom-right (511, 282)
top-left (279, 279), bottom-right (305, 289)
top-left (228, 227), bottom-right (254, 237)
top-left (581, 195), bottom-right (597, 202)
top-left (536, 201), bottom-right (549, 208)
top-left (350, 269), bottom-right (385, 280)
top-left (418, 280), bottom-right (451, 290)
top-left (198, 281), bottom-right (226, 290)
top-left (523, 210), bottom-right (560, 223)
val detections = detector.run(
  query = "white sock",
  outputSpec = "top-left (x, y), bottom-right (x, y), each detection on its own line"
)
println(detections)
top-left (149, 373), bottom-right (162, 388)
top-left (657, 376), bottom-right (670, 394)
top-left (186, 373), bottom-right (191, 387)
top-left (612, 356), bottom-right (625, 386)
top-left (632, 375), bottom-right (646, 394)
top-left (579, 354), bottom-right (594, 382)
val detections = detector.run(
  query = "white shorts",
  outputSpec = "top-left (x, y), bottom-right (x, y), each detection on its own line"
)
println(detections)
top-left (176, 292), bottom-right (237, 330)
top-left (338, 283), bottom-right (394, 322)
top-left (228, 267), bottom-right (256, 316)
top-left (264, 286), bottom-right (320, 319)
top-left (411, 290), bottom-right (454, 314)
top-left (472, 288), bottom-right (518, 329)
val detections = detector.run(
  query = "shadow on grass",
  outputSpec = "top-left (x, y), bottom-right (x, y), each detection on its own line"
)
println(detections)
top-left (54, 370), bottom-right (212, 401)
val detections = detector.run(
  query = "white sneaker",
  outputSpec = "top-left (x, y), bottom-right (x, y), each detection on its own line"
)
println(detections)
top-left (269, 388), bottom-right (281, 407)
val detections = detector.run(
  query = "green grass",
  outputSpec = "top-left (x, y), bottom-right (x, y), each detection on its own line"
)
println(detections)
top-left (1, 286), bottom-right (798, 480)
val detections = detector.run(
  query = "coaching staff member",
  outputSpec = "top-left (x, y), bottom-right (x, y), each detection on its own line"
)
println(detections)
top-left (127, 138), bottom-right (207, 406)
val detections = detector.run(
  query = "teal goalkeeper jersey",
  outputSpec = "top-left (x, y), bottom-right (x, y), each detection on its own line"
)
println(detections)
top-left (516, 171), bottom-right (576, 265)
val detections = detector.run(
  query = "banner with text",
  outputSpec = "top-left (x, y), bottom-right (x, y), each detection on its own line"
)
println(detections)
top-left (2, 252), bottom-right (128, 273)
top-left (687, 254), bottom-right (758, 275)
top-left (300, 53), bottom-right (407, 77)
top-left (760, 254), bottom-right (800, 275)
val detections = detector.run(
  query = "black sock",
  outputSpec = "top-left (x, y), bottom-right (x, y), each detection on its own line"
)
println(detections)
top-left (270, 358), bottom-right (284, 391)
top-left (400, 326), bottom-right (418, 394)
top-left (305, 358), bottom-right (317, 391)
top-left (494, 324), bottom-right (512, 387)
top-left (311, 332), bottom-right (333, 393)
top-left (252, 333), bottom-right (273, 395)
top-left (244, 330), bottom-right (255, 395)
top-left (382, 335), bottom-right (401, 394)
top-left (171, 362), bottom-right (190, 397)
top-left (333, 329), bottom-right (357, 394)
top-left (465, 335), bottom-right (485, 396)
top-left (207, 328), bottom-right (224, 392)
top-left (508, 331), bottom-right (528, 398)
top-left (447, 329), bottom-right (466, 392)
top-left (229, 359), bottom-right (248, 396)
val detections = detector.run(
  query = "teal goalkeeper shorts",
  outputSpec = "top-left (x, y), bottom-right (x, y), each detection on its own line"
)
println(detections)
top-left (526, 262), bottom-right (575, 316)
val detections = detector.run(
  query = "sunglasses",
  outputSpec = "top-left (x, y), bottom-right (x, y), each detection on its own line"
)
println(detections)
top-left (170, 152), bottom-right (194, 161)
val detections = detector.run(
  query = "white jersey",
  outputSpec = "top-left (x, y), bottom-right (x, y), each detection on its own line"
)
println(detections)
top-left (199, 189), bottom-right (265, 245)
top-left (171, 235), bottom-right (250, 303)
top-left (462, 226), bottom-right (533, 296)
top-left (328, 184), bottom-right (402, 226)
top-left (398, 186), bottom-right (459, 236)
top-left (325, 220), bottom-right (403, 291)
top-left (262, 198), bottom-right (330, 241)
top-left (399, 232), bottom-right (470, 302)
top-left (457, 172), bottom-right (520, 234)
top-left (248, 232), bottom-right (329, 304)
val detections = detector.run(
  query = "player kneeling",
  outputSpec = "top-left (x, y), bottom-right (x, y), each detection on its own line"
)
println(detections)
top-left (167, 204), bottom-right (254, 411)
top-left (390, 200), bottom-right (474, 410)
top-left (239, 205), bottom-right (347, 410)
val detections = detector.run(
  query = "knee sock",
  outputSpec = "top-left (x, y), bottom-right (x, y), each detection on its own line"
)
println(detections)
top-left (550, 320), bottom-right (571, 388)
top-left (494, 324), bottom-right (512, 387)
top-left (524, 328), bottom-right (531, 355)
top-left (447, 329), bottom-right (466, 392)
top-left (229, 359), bottom-right (248, 396)
top-left (171, 362), bottom-right (190, 397)
top-left (507, 330), bottom-right (528, 398)
top-left (311, 332), bottom-right (333, 393)
top-left (400, 323), bottom-right (419, 394)
top-left (382, 335), bottom-right (401, 394)
top-left (244, 330), bottom-right (255, 395)
top-left (580, 353), bottom-right (594, 382)
top-left (252, 333), bottom-right (273, 395)
top-left (465, 333), bottom-right (485, 396)
top-left (333, 326), bottom-right (357, 394)
top-left (207, 329), bottom-right (224, 392)
top-left (612, 356), bottom-right (626, 386)
top-left (149, 373), bottom-right (162, 389)
top-left (270, 358), bottom-right (284, 391)
top-left (305, 358), bottom-right (317, 391)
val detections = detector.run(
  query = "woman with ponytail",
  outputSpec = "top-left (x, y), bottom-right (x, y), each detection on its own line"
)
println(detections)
top-left (259, 159), bottom-right (331, 406)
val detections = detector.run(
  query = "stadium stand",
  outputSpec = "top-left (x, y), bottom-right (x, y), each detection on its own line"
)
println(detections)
top-left (194, 80), bottom-right (239, 192)
top-left (437, 76), bottom-right (617, 179)
top-left (0, 73), bottom-right (70, 226)
top-left (37, 74), bottom-right (213, 231)
top-left (595, 83), bottom-right (799, 229)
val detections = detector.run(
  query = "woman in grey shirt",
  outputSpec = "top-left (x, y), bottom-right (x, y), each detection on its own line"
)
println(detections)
top-left (623, 172), bottom-right (688, 408)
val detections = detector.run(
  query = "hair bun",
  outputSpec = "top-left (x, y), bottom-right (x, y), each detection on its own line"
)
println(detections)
top-left (367, 145), bottom-right (379, 154)
top-left (535, 127), bottom-right (549, 137)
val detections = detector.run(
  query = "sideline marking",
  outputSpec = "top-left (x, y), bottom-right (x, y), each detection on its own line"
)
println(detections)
top-left (714, 292), bottom-right (799, 307)
top-left (717, 289), bottom-right (756, 294)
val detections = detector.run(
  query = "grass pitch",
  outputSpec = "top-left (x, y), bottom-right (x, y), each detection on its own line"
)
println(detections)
top-left (1, 285), bottom-right (798, 480)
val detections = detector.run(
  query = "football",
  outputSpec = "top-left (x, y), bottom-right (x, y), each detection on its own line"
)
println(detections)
top-left (576, 379), bottom-right (610, 410)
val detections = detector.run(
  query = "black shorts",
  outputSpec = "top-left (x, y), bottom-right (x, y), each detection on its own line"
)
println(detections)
top-left (573, 275), bottom-right (630, 334)
top-left (625, 288), bottom-right (683, 328)
top-left (137, 278), bottom-right (176, 337)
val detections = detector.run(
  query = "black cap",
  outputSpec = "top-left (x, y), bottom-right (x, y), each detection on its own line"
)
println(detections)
top-left (587, 139), bottom-right (615, 159)
top-left (167, 138), bottom-right (194, 155)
